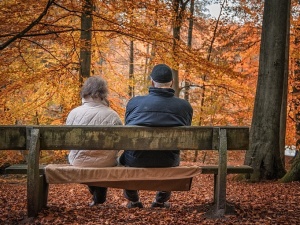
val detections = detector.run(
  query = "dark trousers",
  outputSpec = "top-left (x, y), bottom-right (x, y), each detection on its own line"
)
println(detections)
top-left (88, 186), bottom-right (107, 204)
top-left (119, 151), bottom-right (179, 203)
top-left (124, 189), bottom-right (171, 203)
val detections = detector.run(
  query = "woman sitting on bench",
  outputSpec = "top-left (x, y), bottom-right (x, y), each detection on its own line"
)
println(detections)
top-left (66, 76), bottom-right (123, 206)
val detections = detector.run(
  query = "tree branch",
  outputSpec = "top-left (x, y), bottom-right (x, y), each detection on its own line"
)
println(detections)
top-left (0, 0), bottom-right (55, 50)
top-left (179, 83), bottom-right (245, 97)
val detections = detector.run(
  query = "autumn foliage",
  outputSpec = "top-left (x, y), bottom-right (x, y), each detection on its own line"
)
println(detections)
top-left (0, 1), bottom-right (299, 163)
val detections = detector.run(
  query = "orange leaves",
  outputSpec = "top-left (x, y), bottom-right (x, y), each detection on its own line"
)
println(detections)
top-left (0, 151), bottom-right (24, 167)
top-left (1, 170), bottom-right (300, 224)
top-left (0, 0), bottom-right (296, 148)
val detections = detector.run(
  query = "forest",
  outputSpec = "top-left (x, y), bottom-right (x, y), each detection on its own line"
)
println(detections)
top-left (0, 1), bottom-right (300, 177)
top-left (0, 0), bottom-right (300, 171)
top-left (1, 0), bottom-right (300, 224)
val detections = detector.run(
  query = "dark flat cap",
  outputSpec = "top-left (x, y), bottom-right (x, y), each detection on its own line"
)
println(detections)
top-left (150, 64), bottom-right (173, 83)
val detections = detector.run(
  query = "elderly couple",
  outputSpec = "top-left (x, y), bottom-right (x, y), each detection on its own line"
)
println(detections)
top-left (66, 64), bottom-right (193, 209)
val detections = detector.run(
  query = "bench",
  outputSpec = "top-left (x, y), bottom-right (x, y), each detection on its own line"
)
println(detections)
top-left (0, 125), bottom-right (253, 218)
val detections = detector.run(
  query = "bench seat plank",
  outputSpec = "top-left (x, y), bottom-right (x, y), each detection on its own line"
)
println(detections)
top-left (200, 165), bottom-right (253, 174)
top-left (45, 164), bottom-right (201, 191)
top-left (5, 164), bottom-right (46, 175)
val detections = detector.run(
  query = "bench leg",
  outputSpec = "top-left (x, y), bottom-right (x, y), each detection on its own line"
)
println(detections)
top-left (205, 128), bottom-right (227, 218)
top-left (27, 128), bottom-right (41, 217)
top-left (213, 174), bottom-right (217, 203)
top-left (38, 175), bottom-right (49, 211)
top-left (214, 129), bottom-right (227, 216)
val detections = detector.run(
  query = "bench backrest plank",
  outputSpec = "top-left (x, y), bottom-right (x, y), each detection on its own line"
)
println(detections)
top-left (0, 125), bottom-right (249, 150)
top-left (0, 126), bottom-right (26, 150)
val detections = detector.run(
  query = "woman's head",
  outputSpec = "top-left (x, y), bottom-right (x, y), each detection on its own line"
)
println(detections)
top-left (80, 76), bottom-right (108, 100)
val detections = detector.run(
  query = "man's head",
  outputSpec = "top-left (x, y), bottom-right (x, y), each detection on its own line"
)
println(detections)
top-left (150, 64), bottom-right (173, 88)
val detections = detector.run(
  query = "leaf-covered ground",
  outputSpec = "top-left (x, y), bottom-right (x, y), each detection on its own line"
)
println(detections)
top-left (1, 153), bottom-right (300, 224)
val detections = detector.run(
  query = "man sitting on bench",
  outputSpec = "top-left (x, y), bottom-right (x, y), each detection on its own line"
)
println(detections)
top-left (119, 64), bottom-right (193, 209)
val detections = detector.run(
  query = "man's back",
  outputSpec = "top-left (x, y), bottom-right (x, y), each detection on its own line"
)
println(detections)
top-left (120, 86), bottom-right (193, 167)
top-left (125, 87), bottom-right (193, 127)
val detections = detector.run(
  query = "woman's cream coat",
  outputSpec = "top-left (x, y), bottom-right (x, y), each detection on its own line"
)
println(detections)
top-left (67, 97), bottom-right (122, 167)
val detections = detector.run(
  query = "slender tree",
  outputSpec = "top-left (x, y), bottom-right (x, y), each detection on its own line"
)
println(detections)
top-left (79, 0), bottom-right (93, 82)
top-left (171, 0), bottom-right (189, 97)
top-left (129, 40), bottom-right (134, 97)
top-left (184, 0), bottom-right (194, 102)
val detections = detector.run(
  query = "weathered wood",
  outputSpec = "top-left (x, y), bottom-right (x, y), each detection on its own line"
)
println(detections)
top-left (0, 125), bottom-right (249, 151)
top-left (38, 125), bottom-right (216, 150)
top-left (38, 175), bottom-right (49, 211)
top-left (200, 165), bottom-right (253, 174)
top-left (5, 164), bottom-right (45, 174)
top-left (215, 128), bottom-right (227, 216)
top-left (27, 128), bottom-right (40, 217)
top-left (0, 126), bottom-right (26, 150)
top-left (38, 125), bottom-right (249, 150)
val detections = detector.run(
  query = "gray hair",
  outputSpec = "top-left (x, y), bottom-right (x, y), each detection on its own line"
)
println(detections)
top-left (80, 76), bottom-right (108, 100)
top-left (151, 79), bottom-right (172, 88)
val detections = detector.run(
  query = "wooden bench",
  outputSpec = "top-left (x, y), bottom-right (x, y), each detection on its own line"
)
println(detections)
top-left (1, 125), bottom-right (253, 218)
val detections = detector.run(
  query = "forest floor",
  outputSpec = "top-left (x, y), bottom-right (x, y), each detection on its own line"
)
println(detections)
top-left (0, 151), bottom-right (299, 225)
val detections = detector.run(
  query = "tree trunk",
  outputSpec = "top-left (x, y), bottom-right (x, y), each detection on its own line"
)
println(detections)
top-left (184, 0), bottom-right (194, 102)
top-left (144, 43), bottom-right (150, 87)
top-left (294, 49), bottom-right (300, 151)
top-left (79, 0), bottom-right (93, 83)
top-left (171, 0), bottom-right (180, 97)
top-left (293, 17), bottom-right (300, 144)
top-left (171, 0), bottom-right (188, 97)
top-left (283, 13), bottom-right (300, 182)
top-left (245, 0), bottom-right (291, 181)
top-left (280, 0), bottom-right (291, 169)
top-left (148, 0), bottom-right (158, 87)
top-left (129, 40), bottom-right (134, 97)
top-left (280, 152), bottom-right (300, 182)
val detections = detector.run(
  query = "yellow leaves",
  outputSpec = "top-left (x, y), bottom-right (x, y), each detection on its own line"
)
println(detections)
top-left (0, 68), bottom-right (80, 125)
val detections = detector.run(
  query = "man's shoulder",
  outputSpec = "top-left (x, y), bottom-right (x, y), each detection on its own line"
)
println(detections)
top-left (128, 95), bottom-right (146, 104)
top-left (175, 97), bottom-right (193, 107)
top-left (130, 95), bottom-right (146, 100)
